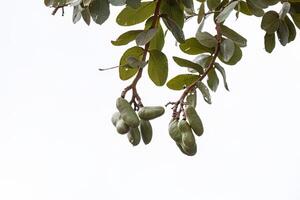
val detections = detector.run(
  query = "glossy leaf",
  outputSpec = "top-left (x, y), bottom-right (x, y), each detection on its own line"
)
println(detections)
top-left (148, 50), bottom-right (168, 86)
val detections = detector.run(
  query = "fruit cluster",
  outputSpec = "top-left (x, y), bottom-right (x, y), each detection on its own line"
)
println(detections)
top-left (169, 105), bottom-right (204, 156)
top-left (112, 97), bottom-right (165, 146)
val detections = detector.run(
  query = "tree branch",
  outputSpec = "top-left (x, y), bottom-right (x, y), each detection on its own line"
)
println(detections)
top-left (121, 0), bottom-right (162, 109)
top-left (170, 23), bottom-right (222, 119)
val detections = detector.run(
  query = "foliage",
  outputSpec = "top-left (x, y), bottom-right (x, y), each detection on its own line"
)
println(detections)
top-left (45, 0), bottom-right (300, 156)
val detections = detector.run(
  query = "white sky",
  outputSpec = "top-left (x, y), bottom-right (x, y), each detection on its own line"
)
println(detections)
top-left (0, 1), bottom-right (300, 200)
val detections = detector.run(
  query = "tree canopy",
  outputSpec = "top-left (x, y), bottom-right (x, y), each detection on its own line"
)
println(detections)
top-left (45, 0), bottom-right (300, 156)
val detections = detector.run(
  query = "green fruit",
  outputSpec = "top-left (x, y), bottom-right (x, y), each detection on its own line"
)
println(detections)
top-left (111, 112), bottom-right (121, 126)
top-left (176, 142), bottom-right (197, 156)
top-left (138, 106), bottom-right (165, 120)
top-left (186, 92), bottom-right (197, 108)
top-left (127, 127), bottom-right (141, 146)
top-left (116, 97), bottom-right (140, 127)
top-left (178, 120), bottom-right (196, 148)
top-left (185, 105), bottom-right (204, 136)
top-left (168, 119), bottom-right (182, 143)
top-left (116, 119), bottom-right (130, 134)
top-left (140, 120), bottom-right (153, 145)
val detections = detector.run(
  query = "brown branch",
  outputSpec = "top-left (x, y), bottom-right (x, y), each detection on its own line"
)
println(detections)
top-left (121, 0), bottom-right (162, 109)
top-left (52, 5), bottom-right (66, 16)
top-left (170, 23), bottom-right (222, 119)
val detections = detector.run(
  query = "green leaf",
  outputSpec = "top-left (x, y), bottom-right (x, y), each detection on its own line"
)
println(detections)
top-left (221, 25), bottom-right (247, 47)
top-left (277, 20), bottom-right (289, 46)
top-left (285, 15), bottom-right (296, 42)
top-left (207, 0), bottom-right (221, 10)
top-left (220, 39), bottom-right (235, 62)
top-left (216, 1), bottom-right (239, 23)
top-left (261, 11), bottom-right (280, 34)
top-left (126, 0), bottom-right (141, 9)
top-left (167, 74), bottom-right (199, 90)
top-left (207, 68), bottom-right (219, 92)
top-left (179, 38), bottom-right (213, 55)
top-left (160, 0), bottom-right (184, 28)
top-left (173, 56), bottom-right (204, 74)
top-left (197, 2), bottom-right (205, 23)
top-left (109, 0), bottom-right (126, 6)
top-left (136, 28), bottom-right (158, 46)
top-left (111, 30), bottom-right (143, 46)
top-left (149, 24), bottom-right (165, 50)
top-left (81, 8), bottom-right (91, 25)
top-left (89, 0), bottom-right (110, 25)
top-left (196, 81), bottom-right (212, 104)
top-left (215, 63), bottom-right (229, 91)
top-left (246, 0), bottom-right (264, 17)
top-left (196, 32), bottom-right (217, 48)
top-left (72, 5), bottom-right (82, 24)
top-left (119, 46), bottom-right (144, 80)
top-left (218, 44), bottom-right (242, 65)
top-left (182, 0), bottom-right (194, 10)
top-left (126, 56), bottom-right (147, 68)
top-left (148, 50), bottom-right (168, 86)
top-left (116, 1), bottom-right (156, 26)
top-left (162, 15), bottom-right (185, 43)
top-left (186, 91), bottom-right (197, 108)
top-left (264, 33), bottom-right (276, 53)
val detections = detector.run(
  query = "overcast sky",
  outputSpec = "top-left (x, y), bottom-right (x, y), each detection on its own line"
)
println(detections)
top-left (0, 1), bottom-right (300, 200)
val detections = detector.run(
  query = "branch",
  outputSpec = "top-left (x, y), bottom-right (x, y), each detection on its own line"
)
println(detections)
top-left (121, 0), bottom-right (163, 110)
top-left (170, 23), bottom-right (222, 119)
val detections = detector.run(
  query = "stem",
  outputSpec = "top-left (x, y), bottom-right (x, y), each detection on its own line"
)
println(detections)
top-left (121, 0), bottom-right (162, 110)
top-left (170, 23), bottom-right (222, 119)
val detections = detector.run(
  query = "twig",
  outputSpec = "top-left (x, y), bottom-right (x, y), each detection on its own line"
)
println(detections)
top-left (121, 0), bottom-right (163, 109)
top-left (170, 23), bottom-right (222, 119)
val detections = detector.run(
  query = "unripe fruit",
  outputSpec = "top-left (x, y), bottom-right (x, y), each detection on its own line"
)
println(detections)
top-left (127, 127), bottom-right (141, 146)
top-left (116, 119), bottom-right (130, 134)
top-left (186, 92), bottom-right (197, 108)
top-left (178, 120), bottom-right (196, 148)
top-left (111, 112), bottom-right (121, 126)
top-left (168, 119), bottom-right (182, 143)
top-left (185, 105), bottom-right (204, 136)
top-left (140, 120), bottom-right (153, 145)
top-left (176, 142), bottom-right (197, 156)
top-left (116, 97), bottom-right (140, 128)
top-left (138, 106), bottom-right (165, 120)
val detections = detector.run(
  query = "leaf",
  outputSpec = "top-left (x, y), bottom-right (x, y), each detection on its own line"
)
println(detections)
top-left (277, 20), bottom-right (289, 46)
top-left (109, 0), bottom-right (126, 6)
top-left (167, 74), bottom-right (199, 90)
top-left (196, 32), bottom-right (217, 48)
top-left (126, 56), bottom-right (147, 68)
top-left (72, 5), bottom-right (82, 24)
top-left (89, 0), bottom-right (110, 25)
top-left (207, 0), bottom-right (221, 11)
top-left (119, 46), bottom-right (144, 80)
top-left (196, 81), bottom-right (212, 104)
top-left (182, 0), bottom-right (194, 10)
top-left (173, 56), bottom-right (204, 74)
top-left (148, 50), bottom-right (168, 86)
top-left (179, 38), bottom-right (213, 55)
top-left (207, 68), bottom-right (219, 92)
top-left (261, 11), bottom-right (280, 34)
top-left (197, 3), bottom-right (205, 24)
top-left (136, 28), bottom-right (158, 46)
top-left (111, 30), bottom-right (143, 46)
top-left (194, 54), bottom-right (212, 68)
top-left (186, 91), bottom-right (197, 108)
top-left (126, 0), bottom-right (141, 9)
top-left (162, 15), bottom-right (185, 43)
top-left (81, 8), bottom-right (91, 25)
top-left (116, 1), bottom-right (156, 26)
top-left (285, 15), bottom-right (296, 42)
top-left (218, 44), bottom-right (243, 65)
top-left (221, 25), bottom-right (247, 47)
top-left (160, 0), bottom-right (184, 28)
top-left (149, 24), bottom-right (165, 51)
top-left (220, 39), bottom-right (235, 62)
top-left (264, 33), bottom-right (276, 53)
top-left (216, 1), bottom-right (239, 23)
top-left (214, 63), bottom-right (229, 91)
